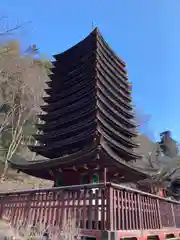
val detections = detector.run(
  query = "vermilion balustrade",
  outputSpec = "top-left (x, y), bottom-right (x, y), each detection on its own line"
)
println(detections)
top-left (0, 182), bottom-right (179, 231)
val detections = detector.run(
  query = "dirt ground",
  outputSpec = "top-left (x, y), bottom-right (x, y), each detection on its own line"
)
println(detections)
top-left (0, 169), bottom-right (52, 192)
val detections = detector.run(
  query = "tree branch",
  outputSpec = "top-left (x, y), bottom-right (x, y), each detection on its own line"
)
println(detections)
top-left (0, 21), bottom-right (31, 36)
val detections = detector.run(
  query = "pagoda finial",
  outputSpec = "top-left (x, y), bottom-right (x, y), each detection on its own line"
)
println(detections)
top-left (91, 21), bottom-right (94, 30)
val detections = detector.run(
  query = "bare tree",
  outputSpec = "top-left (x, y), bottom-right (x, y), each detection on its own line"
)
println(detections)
top-left (0, 38), bottom-right (52, 181)
top-left (133, 105), bottom-right (154, 140)
top-left (1, 105), bottom-right (30, 180)
top-left (0, 16), bottom-right (31, 55)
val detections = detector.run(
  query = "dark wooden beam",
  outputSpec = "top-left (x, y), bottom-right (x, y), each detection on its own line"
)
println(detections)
top-left (49, 170), bottom-right (54, 177)
top-left (104, 168), bottom-right (107, 185)
top-left (94, 164), bottom-right (100, 170)
top-left (83, 164), bottom-right (88, 170)
top-left (72, 166), bottom-right (78, 171)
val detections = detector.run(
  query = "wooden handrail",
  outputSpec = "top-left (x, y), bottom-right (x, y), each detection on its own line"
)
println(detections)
top-left (0, 182), bottom-right (180, 231)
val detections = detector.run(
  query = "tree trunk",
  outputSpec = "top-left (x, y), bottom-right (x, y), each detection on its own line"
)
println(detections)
top-left (1, 160), bottom-right (9, 182)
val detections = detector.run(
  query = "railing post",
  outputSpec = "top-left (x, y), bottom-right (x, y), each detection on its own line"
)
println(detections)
top-left (0, 196), bottom-right (5, 219)
top-left (106, 185), bottom-right (113, 231)
top-left (156, 199), bottom-right (162, 229)
top-left (23, 193), bottom-right (33, 226)
top-left (137, 194), bottom-right (142, 230)
top-left (171, 203), bottom-right (176, 227)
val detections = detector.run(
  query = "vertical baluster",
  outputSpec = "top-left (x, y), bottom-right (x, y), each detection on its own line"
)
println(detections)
top-left (124, 191), bottom-right (128, 230)
top-left (107, 186), bottom-right (113, 231)
top-left (13, 195), bottom-right (19, 227)
top-left (171, 203), bottom-right (176, 227)
top-left (18, 195), bottom-right (23, 223)
top-left (39, 192), bottom-right (45, 227)
top-left (128, 192), bottom-right (132, 230)
top-left (44, 192), bottom-right (49, 227)
top-left (81, 189), bottom-right (86, 229)
top-left (142, 196), bottom-right (146, 229)
top-left (117, 189), bottom-right (121, 230)
top-left (67, 191), bottom-right (71, 227)
top-left (23, 193), bottom-right (32, 226)
top-left (9, 201), bottom-right (14, 224)
top-left (59, 190), bottom-right (66, 229)
top-left (149, 197), bottom-right (154, 229)
top-left (99, 188), bottom-right (104, 230)
top-left (130, 193), bottom-right (135, 230)
top-left (76, 190), bottom-right (81, 229)
top-left (38, 193), bottom-right (43, 225)
top-left (147, 196), bottom-right (152, 229)
top-left (51, 191), bottom-right (57, 227)
top-left (152, 198), bottom-right (156, 229)
top-left (33, 193), bottom-right (39, 225)
top-left (94, 188), bottom-right (99, 230)
top-left (71, 191), bottom-right (76, 226)
top-left (154, 198), bottom-right (159, 229)
top-left (134, 193), bottom-right (139, 229)
top-left (30, 194), bottom-right (36, 226)
top-left (48, 192), bottom-right (53, 226)
top-left (121, 190), bottom-right (125, 230)
top-left (55, 190), bottom-right (61, 227)
top-left (21, 195), bottom-right (25, 222)
top-left (88, 189), bottom-right (93, 229)
top-left (137, 194), bottom-right (142, 230)
top-left (156, 198), bottom-right (162, 229)
top-left (144, 196), bottom-right (148, 229)
top-left (113, 189), bottom-right (117, 230)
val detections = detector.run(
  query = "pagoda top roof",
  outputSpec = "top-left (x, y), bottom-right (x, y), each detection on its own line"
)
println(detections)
top-left (53, 27), bottom-right (126, 67)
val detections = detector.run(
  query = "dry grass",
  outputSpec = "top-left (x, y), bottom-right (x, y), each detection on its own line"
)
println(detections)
top-left (0, 168), bottom-right (52, 192)
top-left (0, 220), bottom-right (16, 239)
top-left (0, 217), bottom-right (80, 240)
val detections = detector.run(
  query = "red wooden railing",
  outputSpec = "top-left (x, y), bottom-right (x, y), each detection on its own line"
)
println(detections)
top-left (0, 182), bottom-right (180, 231)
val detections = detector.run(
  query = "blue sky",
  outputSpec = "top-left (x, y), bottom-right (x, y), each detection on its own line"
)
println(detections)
top-left (1, 0), bottom-right (180, 141)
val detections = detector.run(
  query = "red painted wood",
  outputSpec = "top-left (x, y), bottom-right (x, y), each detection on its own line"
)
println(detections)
top-left (1, 182), bottom-right (180, 239)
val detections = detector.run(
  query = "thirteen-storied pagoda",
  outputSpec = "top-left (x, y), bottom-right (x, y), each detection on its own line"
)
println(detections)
top-left (9, 28), bottom-right (148, 186)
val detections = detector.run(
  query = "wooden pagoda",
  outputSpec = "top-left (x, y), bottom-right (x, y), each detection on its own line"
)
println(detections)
top-left (9, 28), bottom-right (148, 186)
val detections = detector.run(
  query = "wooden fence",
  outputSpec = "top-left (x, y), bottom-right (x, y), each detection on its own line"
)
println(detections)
top-left (0, 182), bottom-right (180, 231)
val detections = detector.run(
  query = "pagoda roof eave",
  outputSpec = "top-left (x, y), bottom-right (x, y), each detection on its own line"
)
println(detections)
top-left (8, 144), bottom-right (98, 172)
top-left (33, 117), bottom-right (138, 148)
top-left (33, 117), bottom-right (96, 142)
top-left (99, 130), bottom-right (140, 160)
top-left (97, 103), bottom-right (137, 136)
top-left (97, 47), bottom-right (128, 86)
top-left (97, 116), bottom-right (138, 148)
top-left (43, 75), bottom-right (95, 104)
top-left (8, 143), bottom-right (148, 181)
top-left (37, 106), bottom-right (96, 133)
top-left (95, 28), bottom-right (126, 67)
top-left (39, 92), bottom-right (96, 119)
top-left (97, 91), bottom-right (134, 124)
top-left (100, 141), bottom-right (147, 180)
top-left (42, 85), bottom-right (96, 113)
top-left (20, 154), bottom-right (148, 182)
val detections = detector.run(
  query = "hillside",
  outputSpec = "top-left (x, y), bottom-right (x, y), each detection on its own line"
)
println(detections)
top-left (0, 166), bottom-right (52, 192)
top-left (135, 135), bottom-right (155, 155)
